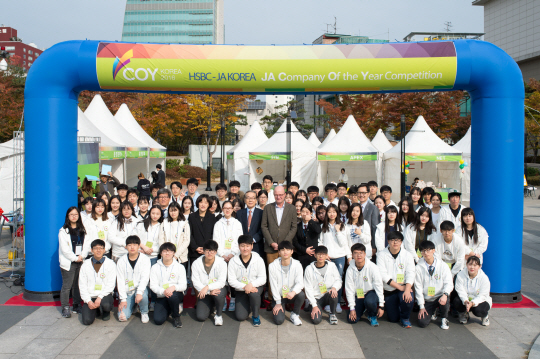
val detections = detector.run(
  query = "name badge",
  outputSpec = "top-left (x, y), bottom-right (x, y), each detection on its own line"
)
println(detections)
top-left (318, 282), bottom-right (327, 294)
top-left (282, 285), bottom-right (290, 298)
top-left (208, 278), bottom-right (217, 285)
top-left (94, 284), bottom-right (102, 291)
top-left (145, 241), bottom-right (153, 248)
top-left (225, 238), bottom-right (233, 249)
top-left (128, 280), bottom-right (134, 290)
top-left (241, 276), bottom-right (249, 285)
top-left (468, 296), bottom-right (473, 302)
top-left (447, 262), bottom-right (453, 270)
top-left (396, 274), bottom-right (404, 284)
top-left (163, 283), bottom-right (169, 289)
top-left (98, 230), bottom-right (105, 239)
top-left (416, 249), bottom-right (422, 258)
top-left (356, 288), bottom-right (364, 299)
top-left (75, 245), bottom-right (82, 256)
top-left (427, 286), bottom-right (435, 297)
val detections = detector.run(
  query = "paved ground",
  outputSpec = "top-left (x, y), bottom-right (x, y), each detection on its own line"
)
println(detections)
top-left (0, 200), bottom-right (539, 359)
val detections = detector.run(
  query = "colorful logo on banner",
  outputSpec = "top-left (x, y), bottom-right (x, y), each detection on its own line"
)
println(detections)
top-left (113, 49), bottom-right (133, 80)
top-left (96, 42), bottom-right (458, 93)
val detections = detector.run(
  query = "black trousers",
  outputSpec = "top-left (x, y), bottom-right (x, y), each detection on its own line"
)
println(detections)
top-left (81, 294), bottom-right (114, 325)
top-left (154, 292), bottom-right (184, 325)
top-left (273, 291), bottom-right (306, 325)
top-left (417, 297), bottom-right (450, 328)
top-left (452, 297), bottom-right (490, 318)
top-left (312, 292), bottom-right (339, 325)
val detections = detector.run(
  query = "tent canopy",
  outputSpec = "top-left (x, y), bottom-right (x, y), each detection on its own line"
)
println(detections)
top-left (115, 104), bottom-right (166, 154)
top-left (371, 129), bottom-right (393, 153)
top-left (453, 126), bottom-right (471, 154)
top-left (319, 129), bottom-right (336, 148)
top-left (453, 126), bottom-right (471, 202)
top-left (307, 133), bottom-right (321, 147)
top-left (250, 120), bottom-right (317, 158)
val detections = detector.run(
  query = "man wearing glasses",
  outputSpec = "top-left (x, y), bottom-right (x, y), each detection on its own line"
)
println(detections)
top-left (156, 188), bottom-right (172, 219)
top-left (356, 183), bottom-right (378, 260)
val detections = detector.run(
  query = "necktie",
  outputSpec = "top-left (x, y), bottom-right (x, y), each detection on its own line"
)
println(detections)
top-left (428, 266), bottom-right (434, 276)
top-left (342, 215), bottom-right (346, 222)
top-left (247, 210), bottom-right (252, 231)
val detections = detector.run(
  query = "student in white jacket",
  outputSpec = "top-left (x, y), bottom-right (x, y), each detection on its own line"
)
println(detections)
top-left (149, 242), bottom-right (187, 328)
top-left (414, 240), bottom-right (453, 330)
top-left (87, 199), bottom-right (112, 257)
top-left (59, 207), bottom-right (93, 318)
top-left (191, 240), bottom-right (228, 326)
top-left (269, 241), bottom-right (305, 326)
top-left (320, 203), bottom-right (350, 313)
top-left (78, 239), bottom-right (117, 325)
top-left (375, 205), bottom-right (402, 253)
top-left (460, 208), bottom-right (489, 263)
top-left (453, 256), bottom-right (492, 326)
top-left (345, 243), bottom-right (385, 327)
top-left (376, 231), bottom-right (415, 328)
top-left (432, 221), bottom-right (468, 278)
top-left (117, 235), bottom-right (152, 323)
top-left (136, 195), bottom-right (150, 221)
top-left (304, 246), bottom-right (342, 325)
top-left (214, 201), bottom-right (243, 262)
top-left (438, 192), bottom-right (463, 233)
top-left (228, 235), bottom-right (267, 326)
top-left (158, 202), bottom-right (190, 268)
top-left (108, 201), bottom-right (138, 261)
top-left (403, 207), bottom-right (437, 264)
top-left (345, 203), bottom-right (372, 259)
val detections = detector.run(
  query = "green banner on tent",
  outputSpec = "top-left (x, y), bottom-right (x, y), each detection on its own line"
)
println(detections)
top-left (318, 153), bottom-right (377, 161)
top-left (100, 150), bottom-right (125, 160)
top-left (150, 149), bottom-right (166, 158)
top-left (227, 154), bottom-right (234, 160)
top-left (249, 153), bottom-right (289, 160)
top-left (405, 154), bottom-right (462, 162)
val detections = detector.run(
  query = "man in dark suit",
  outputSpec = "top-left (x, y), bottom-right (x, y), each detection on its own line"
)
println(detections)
top-left (237, 191), bottom-right (264, 256)
top-left (357, 183), bottom-right (379, 259)
top-left (261, 185), bottom-right (297, 299)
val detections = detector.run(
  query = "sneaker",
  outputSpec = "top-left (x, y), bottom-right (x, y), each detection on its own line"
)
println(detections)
top-left (72, 305), bottom-right (81, 314)
top-left (401, 319), bottom-right (412, 328)
top-left (173, 317), bottom-right (182, 328)
top-left (459, 312), bottom-right (469, 324)
top-left (336, 304), bottom-right (343, 314)
top-left (290, 312), bottom-right (302, 326)
top-left (252, 316), bottom-right (261, 327)
top-left (62, 306), bottom-right (71, 318)
top-left (149, 303), bottom-right (155, 312)
top-left (229, 298), bottom-right (236, 312)
top-left (141, 313), bottom-right (149, 324)
top-left (223, 301), bottom-right (228, 312)
top-left (330, 314), bottom-right (338, 325)
top-left (102, 311), bottom-right (111, 321)
top-left (431, 308), bottom-right (438, 321)
top-left (118, 311), bottom-right (127, 322)
top-left (481, 315), bottom-right (490, 326)
top-left (324, 305), bottom-right (330, 313)
top-left (179, 303), bottom-right (183, 315)
top-left (214, 315), bottom-right (223, 326)
top-left (368, 316), bottom-right (379, 327)
top-left (440, 318), bottom-right (449, 330)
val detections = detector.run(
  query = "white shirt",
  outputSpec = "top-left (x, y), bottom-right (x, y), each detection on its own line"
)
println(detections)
top-left (275, 203), bottom-right (285, 226)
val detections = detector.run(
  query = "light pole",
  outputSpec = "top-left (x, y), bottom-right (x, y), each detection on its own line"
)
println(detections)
top-left (286, 110), bottom-right (297, 188)
top-left (400, 114), bottom-right (406, 199)
top-left (205, 123), bottom-right (212, 191)
top-left (220, 116), bottom-right (225, 184)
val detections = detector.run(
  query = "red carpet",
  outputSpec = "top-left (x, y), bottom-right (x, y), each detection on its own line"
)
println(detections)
top-left (491, 295), bottom-right (539, 309)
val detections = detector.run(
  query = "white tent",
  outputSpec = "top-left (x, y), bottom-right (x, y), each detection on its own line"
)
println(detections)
top-left (115, 104), bottom-right (167, 179)
top-left (78, 107), bottom-right (126, 183)
top-left (227, 121), bottom-right (268, 191)
top-left (319, 129), bottom-right (337, 148)
top-left (308, 133), bottom-right (321, 147)
top-left (249, 121), bottom-right (318, 189)
top-left (0, 139), bottom-right (22, 213)
top-left (453, 126), bottom-right (471, 201)
top-left (371, 129), bottom-right (394, 187)
top-left (317, 115), bottom-right (379, 188)
top-left (85, 95), bottom-right (149, 187)
top-left (383, 116), bottom-right (463, 201)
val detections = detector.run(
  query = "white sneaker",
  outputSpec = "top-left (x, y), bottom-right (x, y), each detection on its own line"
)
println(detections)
top-left (432, 308), bottom-right (439, 321)
top-left (481, 315), bottom-right (490, 326)
top-left (214, 315), bottom-right (223, 326)
top-left (290, 312), bottom-right (302, 326)
top-left (459, 312), bottom-right (468, 324)
top-left (229, 298), bottom-right (236, 311)
top-left (336, 304), bottom-right (343, 313)
top-left (179, 303), bottom-right (183, 315)
top-left (141, 313), bottom-right (149, 324)
top-left (118, 311), bottom-right (127, 322)
top-left (324, 305), bottom-right (330, 313)
top-left (149, 303), bottom-right (155, 312)
top-left (440, 318), bottom-right (449, 330)
top-left (330, 314), bottom-right (338, 325)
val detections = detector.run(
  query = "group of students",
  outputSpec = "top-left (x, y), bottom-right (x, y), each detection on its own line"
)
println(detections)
top-left (64, 169), bottom-right (491, 329)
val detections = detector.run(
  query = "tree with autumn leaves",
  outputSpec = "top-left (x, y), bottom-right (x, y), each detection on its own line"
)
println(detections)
top-left (0, 55), bottom-right (26, 143)
top-left (525, 79), bottom-right (540, 162)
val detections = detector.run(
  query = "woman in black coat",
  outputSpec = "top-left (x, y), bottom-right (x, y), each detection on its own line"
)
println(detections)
top-left (293, 204), bottom-right (322, 269)
top-left (188, 194), bottom-right (218, 263)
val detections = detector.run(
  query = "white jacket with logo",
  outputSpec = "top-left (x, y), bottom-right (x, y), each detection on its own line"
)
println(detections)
top-left (304, 260), bottom-right (342, 307)
top-left (227, 252), bottom-right (266, 291)
top-left (78, 257), bottom-right (117, 303)
top-left (58, 224), bottom-right (92, 271)
top-left (214, 217), bottom-right (243, 258)
top-left (87, 216), bottom-right (113, 253)
top-left (414, 257), bottom-right (453, 309)
top-left (136, 222), bottom-right (161, 259)
top-left (158, 219), bottom-right (190, 262)
top-left (403, 224), bottom-right (438, 263)
top-left (455, 267), bottom-right (492, 308)
top-left (431, 233), bottom-right (467, 277)
top-left (376, 247), bottom-right (416, 292)
top-left (108, 218), bottom-right (138, 258)
top-left (345, 259), bottom-right (384, 310)
top-left (191, 255), bottom-right (228, 292)
top-left (438, 204), bottom-right (464, 233)
top-left (149, 259), bottom-right (187, 298)
top-left (345, 221), bottom-right (372, 259)
top-left (459, 224), bottom-right (489, 263)
top-left (374, 222), bottom-right (404, 253)
top-left (319, 224), bottom-right (351, 259)
top-left (116, 254), bottom-right (151, 302)
top-left (269, 257), bottom-right (304, 305)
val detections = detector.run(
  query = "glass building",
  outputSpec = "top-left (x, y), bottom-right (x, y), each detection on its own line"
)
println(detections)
top-left (121, 0), bottom-right (224, 44)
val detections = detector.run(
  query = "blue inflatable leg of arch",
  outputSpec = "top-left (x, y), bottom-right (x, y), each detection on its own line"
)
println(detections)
top-left (23, 39), bottom-right (523, 301)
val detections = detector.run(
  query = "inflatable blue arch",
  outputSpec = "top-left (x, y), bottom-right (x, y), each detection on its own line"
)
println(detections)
top-left (23, 39), bottom-right (523, 301)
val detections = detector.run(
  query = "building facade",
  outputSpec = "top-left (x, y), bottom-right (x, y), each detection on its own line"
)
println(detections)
top-left (0, 26), bottom-right (43, 72)
top-left (473, 0), bottom-right (540, 81)
top-left (121, 0), bottom-right (224, 44)
top-left (235, 101), bottom-right (275, 138)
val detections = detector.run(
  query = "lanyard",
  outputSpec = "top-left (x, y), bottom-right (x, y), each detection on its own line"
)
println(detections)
top-left (350, 223), bottom-right (360, 241)
top-left (148, 223), bottom-right (159, 243)
top-left (467, 276), bottom-right (479, 296)
top-left (281, 260), bottom-right (293, 289)
top-left (354, 263), bottom-right (366, 291)
top-left (222, 218), bottom-right (233, 238)
top-left (313, 263), bottom-right (327, 284)
top-left (125, 256), bottom-right (138, 282)
top-left (160, 262), bottom-right (175, 284)
top-left (93, 262), bottom-right (105, 285)
top-left (169, 221), bottom-right (182, 243)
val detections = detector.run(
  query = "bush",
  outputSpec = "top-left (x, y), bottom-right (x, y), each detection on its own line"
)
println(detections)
top-left (528, 175), bottom-right (540, 186)
top-left (166, 159), bottom-right (182, 169)
top-left (184, 155), bottom-right (191, 166)
top-left (183, 165), bottom-right (206, 178)
top-left (166, 150), bottom-right (183, 156)
top-left (527, 167), bottom-right (539, 176)
top-left (165, 165), bottom-right (206, 180)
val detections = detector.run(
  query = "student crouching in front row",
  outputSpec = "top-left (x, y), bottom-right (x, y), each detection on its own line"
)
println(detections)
top-left (78, 239), bottom-right (117, 325)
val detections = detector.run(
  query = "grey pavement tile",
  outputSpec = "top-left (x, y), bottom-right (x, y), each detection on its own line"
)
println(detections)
top-left (60, 325), bottom-right (124, 355)
top-left (233, 328), bottom-right (277, 358)
top-left (0, 310), bottom-right (38, 336)
top-left (0, 325), bottom-right (49, 354)
top-left (317, 329), bottom-right (364, 359)
top-left (37, 316), bottom-right (87, 340)
top-left (278, 342), bottom-right (321, 359)
top-left (487, 314), bottom-right (540, 344)
top-left (189, 313), bottom-right (240, 359)
top-left (306, 312), bottom-right (355, 330)
top-left (56, 356), bottom-right (101, 359)
top-left (15, 306), bottom-right (62, 326)
top-left (16, 338), bottom-right (72, 359)
top-left (0, 355), bottom-right (13, 359)
top-left (278, 318), bottom-right (317, 343)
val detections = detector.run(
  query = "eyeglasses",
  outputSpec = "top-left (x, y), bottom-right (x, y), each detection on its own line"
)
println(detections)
top-left (158, 195), bottom-right (169, 199)
top-left (421, 249), bottom-right (434, 253)
top-left (93, 247), bottom-right (105, 251)
top-left (69, 214), bottom-right (79, 217)
top-left (358, 192), bottom-right (368, 195)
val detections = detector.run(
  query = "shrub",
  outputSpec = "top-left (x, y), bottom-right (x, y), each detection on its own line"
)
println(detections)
top-left (166, 159), bottom-right (182, 169)
top-left (527, 167), bottom-right (539, 176)
top-left (184, 155), bottom-right (191, 166)
top-left (528, 175), bottom-right (540, 186)
top-left (183, 165), bottom-right (206, 178)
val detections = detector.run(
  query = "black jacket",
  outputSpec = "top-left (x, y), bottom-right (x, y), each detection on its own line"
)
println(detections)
top-left (237, 207), bottom-right (263, 253)
top-left (293, 220), bottom-right (321, 256)
top-left (188, 211), bottom-right (218, 260)
top-left (157, 170), bottom-right (166, 188)
top-left (137, 178), bottom-right (151, 197)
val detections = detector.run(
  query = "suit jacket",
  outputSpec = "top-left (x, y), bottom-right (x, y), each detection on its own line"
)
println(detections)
top-left (237, 207), bottom-right (263, 253)
top-left (188, 210), bottom-right (218, 260)
top-left (261, 203), bottom-right (297, 254)
top-left (293, 220), bottom-right (321, 256)
top-left (98, 176), bottom-right (120, 196)
top-left (361, 201), bottom-right (379, 249)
